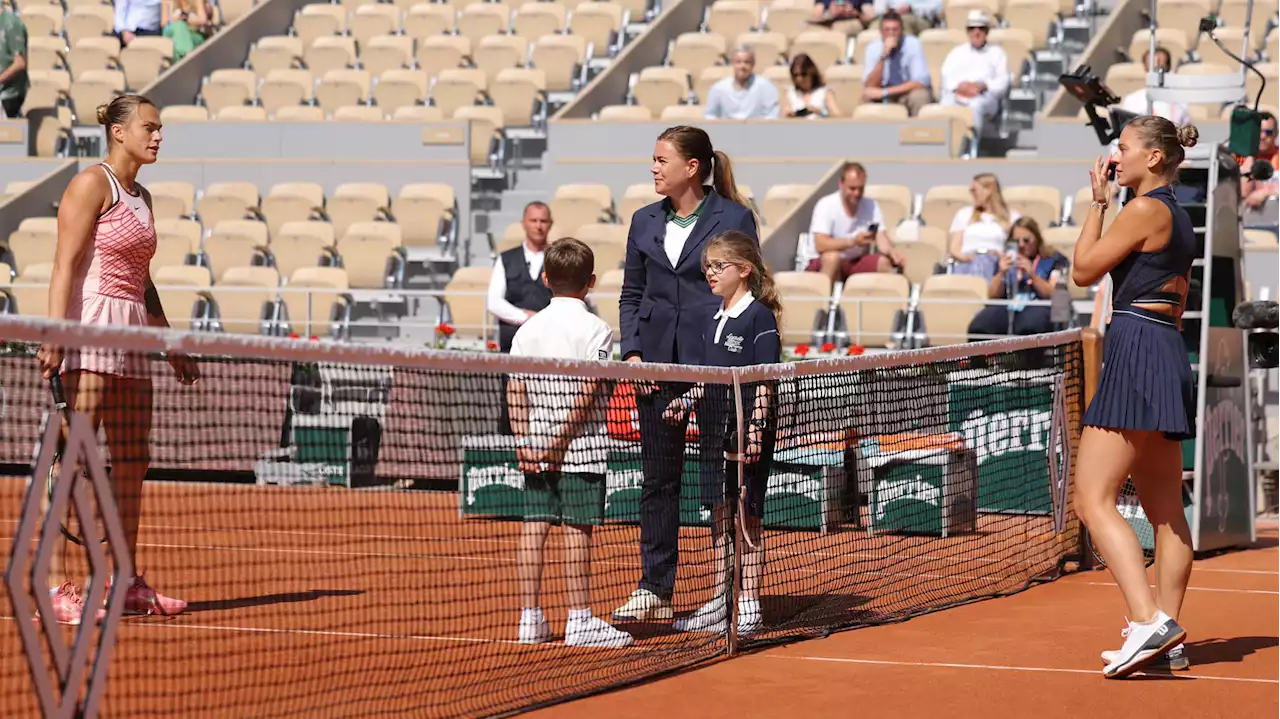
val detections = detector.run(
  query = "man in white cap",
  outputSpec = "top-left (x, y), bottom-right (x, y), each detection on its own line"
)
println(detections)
top-left (939, 9), bottom-right (1009, 139)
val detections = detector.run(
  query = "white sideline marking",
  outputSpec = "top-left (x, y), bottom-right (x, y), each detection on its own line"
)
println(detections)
top-left (1078, 581), bottom-right (1278, 596)
top-left (1191, 568), bottom-right (1279, 576)
top-left (765, 655), bottom-right (1280, 684)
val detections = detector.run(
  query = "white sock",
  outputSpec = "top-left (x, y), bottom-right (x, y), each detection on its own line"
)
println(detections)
top-left (739, 598), bottom-right (760, 616)
top-left (521, 607), bottom-right (545, 625)
top-left (567, 608), bottom-right (592, 623)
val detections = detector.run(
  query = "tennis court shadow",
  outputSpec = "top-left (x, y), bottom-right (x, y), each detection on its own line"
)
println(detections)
top-left (184, 589), bottom-right (366, 614)
top-left (759, 593), bottom-right (875, 633)
top-left (1183, 636), bottom-right (1279, 667)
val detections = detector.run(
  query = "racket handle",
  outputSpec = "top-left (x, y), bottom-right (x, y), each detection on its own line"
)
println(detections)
top-left (50, 374), bottom-right (68, 413)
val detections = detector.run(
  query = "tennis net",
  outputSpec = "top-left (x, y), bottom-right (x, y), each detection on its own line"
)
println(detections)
top-left (0, 316), bottom-right (1085, 718)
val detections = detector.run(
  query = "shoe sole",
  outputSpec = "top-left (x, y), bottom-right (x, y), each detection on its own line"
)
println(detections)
top-left (1100, 655), bottom-right (1190, 671)
top-left (1104, 628), bottom-right (1188, 679)
top-left (611, 606), bottom-right (673, 622)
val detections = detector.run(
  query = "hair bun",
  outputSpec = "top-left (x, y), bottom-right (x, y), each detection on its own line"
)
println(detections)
top-left (1176, 124), bottom-right (1199, 149)
top-left (95, 103), bottom-right (111, 126)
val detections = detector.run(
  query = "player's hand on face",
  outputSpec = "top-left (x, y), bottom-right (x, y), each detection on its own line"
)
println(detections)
top-left (1090, 155), bottom-right (1114, 205)
top-left (37, 345), bottom-right (64, 380)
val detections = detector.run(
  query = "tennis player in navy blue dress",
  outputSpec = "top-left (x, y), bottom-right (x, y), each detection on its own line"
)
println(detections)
top-left (659, 230), bottom-right (781, 637)
top-left (1072, 116), bottom-right (1199, 678)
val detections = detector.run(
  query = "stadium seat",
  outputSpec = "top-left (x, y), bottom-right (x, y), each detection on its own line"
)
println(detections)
top-left (202, 69), bottom-right (257, 115)
top-left (273, 222), bottom-right (338, 279)
top-left (20, 5), bottom-right (63, 37)
top-left (599, 104), bottom-right (653, 120)
top-left (327, 183), bottom-right (392, 239)
top-left (619, 183), bottom-right (662, 222)
top-left (417, 35), bottom-right (472, 76)
top-left (149, 182), bottom-right (197, 219)
top-left (696, 65), bottom-right (733, 102)
top-left (920, 185), bottom-right (971, 231)
top-left (362, 34), bottom-right (415, 76)
top-left (918, 274), bottom-right (988, 346)
top-left (892, 239), bottom-right (944, 287)
top-left (763, 0), bottom-right (812, 41)
top-left (316, 68), bottom-right (372, 111)
top-left (1243, 229), bottom-right (1279, 248)
top-left (393, 104), bottom-right (446, 121)
top-left (491, 67), bottom-right (547, 126)
top-left (458, 3), bottom-right (512, 43)
top-left (660, 104), bottom-right (705, 121)
top-left (261, 183), bottom-right (326, 239)
top-left (532, 33), bottom-right (587, 92)
top-left (573, 223), bottom-right (628, 272)
top-left (841, 272), bottom-right (909, 348)
top-left (153, 218), bottom-right (202, 270)
top-left (774, 271), bottom-right (832, 345)
top-left (205, 220), bottom-right (271, 280)
top-left (1195, 28), bottom-right (1246, 68)
top-left (276, 104), bottom-right (327, 121)
top-left (632, 66), bottom-right (690, 116)
top-left (434, 67), bottom-right (488, 116)
top-left (736, 31), bottom-right (786, 68)
top-left (69, 69), bottom-right (124, 121)
top-left (1155, 0), bottom-right (1212, 43)
top-left (943, 0), bottom-right (999, 32)
top-left (550, 184), bottom-right (615, 235)
top-left (249, 36), bottom-right (305, 79)
top-left (306, 36), bottom-right (359, 76)
top-left (198, 182), bottom-right (261, 231)
top-left (590, 269), bottom-right (625, 340)
top-left (26, 36), bottom-right (67, 74)
top-left (405, 3), bottom-right (457, 39)
top-left (670, 32), bottom-right (727, 78)
top-left (120, 36), bottom-right (174, 89)
top-left (152, 265), bottom-right (213, 330)
top-left (516, 2), bottom-right (567, 39)
top-left (1003, 0), bottom-right (1058, 49)
top-left (474, 35), bottom-right (530, 85)
top-left (989, 27), bottom-right (1032, 85)
top-left (822, 64), bottom-right (864, 118)
top-left (212, 266), bottom-right (280, 335)
top-left (853, 103), bottom-right (908, 121)
top-left (219, 105), bottom-right (270, 122)
top-left (281, 267), bottom-right (351, 338)
top-left (336, 222), bottom-right (404, 289)
top-left (442, 266), bottom-right (494, 340)
top-left (1217, 0), bottom-right (1279, 27)
top-left (761, 64), bottom-right (791, 98)
top-left (67, 35), bottom-right (121, 81)
top-left (569, 2), bottom-right (624, 59)
top-left (6, 221), bottom-right (57, 276)
top-left (351, 3), bottom-right (403, 46)
top-left (1004, 185), bottom-right (1062, 228)
top-left (1128, 28), bottom-right (1189, 64)
top-left (259, 68), bottom-right (315, 115)
top-left (391, 183), bottom-right (456, 249)
top-left (23, 69), bottom-right (71, 114)
top-left (6, 262), bottom-right (53, 317)
top-left (708, 1), bottom-right (761, 42)
top-left (920, 28), bottom-right (963, 84)
top-left (294, 3), bottom-right (349, 48)
top-left (917, 103), bottom-right (976, 156)
top-left (161, 105), bottom-right (211, 123)
top-left (64, 5), bottom-right (114, 46)
top-left (790, 29), bottom-right (847, 70)
top-left (760, 184), bottom-right (813, 226)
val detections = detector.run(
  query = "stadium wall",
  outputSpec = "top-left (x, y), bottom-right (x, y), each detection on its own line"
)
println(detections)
top-left (1029, 118), bottom-right (1232, 155)
top-left (141, 0), bottom-right (312, 107)
top-left (1044, 0), bottom-right (1149, 117)
top-left (151, 121), bottom-right (473, 162)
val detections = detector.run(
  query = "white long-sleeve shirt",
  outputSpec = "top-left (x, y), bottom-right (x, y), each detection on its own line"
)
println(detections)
top-left (486, 244), bottom-right (545, 326)
top-left (114, 0), bottom-right (162, 33)
top-left (940, 42), bottom-right (1009, 105)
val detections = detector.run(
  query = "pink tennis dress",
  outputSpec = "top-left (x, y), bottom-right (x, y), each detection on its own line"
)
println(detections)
top-left (61, 163), bottom-right (157, 378)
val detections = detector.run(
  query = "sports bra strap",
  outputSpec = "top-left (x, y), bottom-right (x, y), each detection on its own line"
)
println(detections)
top-left (99, 163), bottom-right (121, 206)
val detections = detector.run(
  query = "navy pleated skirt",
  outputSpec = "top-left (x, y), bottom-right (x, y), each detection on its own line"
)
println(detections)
top-left (1083, 306), bottom-right (1196, 441)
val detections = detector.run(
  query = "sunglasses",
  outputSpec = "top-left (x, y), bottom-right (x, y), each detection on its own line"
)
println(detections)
top-left (1264, 128), bottom-right (1276, 137)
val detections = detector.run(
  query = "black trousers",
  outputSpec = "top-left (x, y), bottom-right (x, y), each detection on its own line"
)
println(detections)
top-left (1, 95), bottom-right (22, 119)
top-left (635, 383), bottom-right (721, 599)
top-left (967, 305), bottom-right (1052, 340)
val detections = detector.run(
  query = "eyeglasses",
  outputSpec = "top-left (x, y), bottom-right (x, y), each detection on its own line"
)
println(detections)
top-left (704, 260), bottom-right (737, 276)
top-left (1015, 235), bottom-right (1036, 244)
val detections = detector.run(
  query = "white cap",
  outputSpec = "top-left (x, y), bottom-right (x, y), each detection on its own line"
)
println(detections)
top-left (966, 9), bottom-right (992, 28)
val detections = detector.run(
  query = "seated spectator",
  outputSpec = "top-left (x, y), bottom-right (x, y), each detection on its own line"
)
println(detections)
top-left (860, 10), bottom-right (932, 116)
top-left (0, 6), bottom-right (27, 119)
top-left (948, 172), bottom-right (1019, 278)
top-left (1118, 47), bottom-right (1190, 127)
top-left (968, 218), bottom-right (1066, 339)
top-left (810, 0), bottom-right (875, 28)
top-left (163, 0), bottom-right (215, 61)
top-left (939, 10), bottom-right (1008, 138)
top-left (801, 161), bottom-right (906, 282)
top-left (115, 0), bottom-right (164, 45)
top-left (869, 0), bottom-right (938, 35)
top-left (703, 48), bottom-right (780, 120)
top-left (784, 54), bottom-right (841, 119)
top-left (1241, 111), bottom-right (1278, 209)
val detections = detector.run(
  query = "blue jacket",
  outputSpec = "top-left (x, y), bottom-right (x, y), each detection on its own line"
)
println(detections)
top-left (619, 190), bottom-right (759, 365)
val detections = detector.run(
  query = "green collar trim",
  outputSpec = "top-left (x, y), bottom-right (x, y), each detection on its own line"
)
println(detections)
top-left (663, 192), bottom-right (709, 228)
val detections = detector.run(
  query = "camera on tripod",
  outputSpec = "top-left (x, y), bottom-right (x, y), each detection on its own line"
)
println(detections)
top-left (1234, 301), bottom-right (1279, 369)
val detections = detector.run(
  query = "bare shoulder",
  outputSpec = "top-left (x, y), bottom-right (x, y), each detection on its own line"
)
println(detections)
top-left (61, 166), bottom-right (111, 213)
top-left (1118, 196), bottom-right (1171, 222)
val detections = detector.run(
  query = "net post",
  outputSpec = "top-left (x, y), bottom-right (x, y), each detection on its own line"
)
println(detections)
top-left (727, 372), bottom-right (745, 658)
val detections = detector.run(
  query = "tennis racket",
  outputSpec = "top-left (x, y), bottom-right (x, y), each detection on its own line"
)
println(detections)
top-left (45, 375), bottom-right (103, 547)
top-left (1087, 479), bottom-right (1192, 570)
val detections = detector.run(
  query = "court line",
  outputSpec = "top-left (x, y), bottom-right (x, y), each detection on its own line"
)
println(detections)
top-left (1077, 581), bottom-right (1278, 596)
top-left (764, 655), bottom-right (1280, 684)
top-left (1191, 568), bottom-right (1279, 576)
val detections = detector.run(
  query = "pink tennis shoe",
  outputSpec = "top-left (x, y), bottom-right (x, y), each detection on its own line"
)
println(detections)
top-left (48, 582), bottom-right (88, 625)
top-left (40, 575), bottom-right (187, 625)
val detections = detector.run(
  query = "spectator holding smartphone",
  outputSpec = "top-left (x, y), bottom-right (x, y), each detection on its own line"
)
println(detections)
top-left (800, 162), bottom-right (905, 283)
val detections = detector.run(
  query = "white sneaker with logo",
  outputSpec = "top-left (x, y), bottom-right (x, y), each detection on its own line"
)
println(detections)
top-left (611, 589), bottom-right (673, 621)
top-left (565, 616), bottom-right (634, 648)
top-left (1102, 611), bottom-right (1187, 679)
top-left (518, 614), bottom-right (551, 645)
top-left (1101, 642), bottom-right (1189, 671)
top-left (673, 595), bottom-right (727, 633)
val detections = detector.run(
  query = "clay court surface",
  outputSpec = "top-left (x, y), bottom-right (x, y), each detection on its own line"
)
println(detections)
top-left (0, 478), bottom-right (1275, 718)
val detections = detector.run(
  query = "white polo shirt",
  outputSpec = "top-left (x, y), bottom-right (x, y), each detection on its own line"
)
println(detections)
top-left (509, 297), bottom-right (614, 474)
top-left (801, 192), bottom-right (884, 265)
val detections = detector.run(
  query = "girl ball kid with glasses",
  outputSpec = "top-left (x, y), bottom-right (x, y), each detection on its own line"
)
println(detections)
top-left (662, 230), bottom-right (782, 636)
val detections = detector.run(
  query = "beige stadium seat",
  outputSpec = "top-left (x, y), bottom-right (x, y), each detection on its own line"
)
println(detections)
top-left (259, 68), bottom-right (315, 114)
top-left (1218, 0), bottom-right (1279, 28)
top-left (218, 105), bottom-right (269, 122)
top-left (670, 32), bottom-right (727, 78)
top-left (275, 104), bottom-right (327, 121)
top-left (822, 64), bottom-right (863, 118)
top-left (67, 36), bottom-right (121, 81)
top-left (281, 267), bottom-right (351, 337)
top-left (327, 183), bottom-right (392, 239)
top-left (305, 35), bottom-right (358, 76)
top-left (433, 67), bottom-right (487, 116)
top-left (892, 239), bottom-right (943, 287)
top-left (790, 30), bottom-right (847, 70)
top-left (374, 69), bottom-right (430, 111)
top-left (316, 68), bottom-right (372, 110)
top-left (989, 27), bottom-right (1032, 86)
top-left (1042, 225), bottom-right (1078, 256)
top-left (1196, 30), bottom-right (1246, 69)
top-left (204, 224), bottom-right (270, 281)
top-left (1243, 229), bottom-right (1279, 248)
top-left (152, 265), bottom-right (213, 329)
top-left (599, 104), bottom-right (653, 120)
top-left (68, 69), bottom-right (124, 122)
top-left (696, 65), bottom-right (733, 103)
top-left (6, 222), bottom-right (58, 276)
top-left (443, 266), bottom-right (493, 340)
top-left (336, 223), bottom-right (403, 288)
top-left (351, 3), bottom-right (403, 46)
top-left (20, 5), bottom-right (64, 37)
top-left (23, 69), bottom-right (71, 113)
top-left (273, 221), bottom-right (338, 279)
top-left (1103, 62), bottom-right (1145, 101)
top-left (27, 36), bottom-right (68, 74)
top-left (154, 218), bottom-right (203, 257)
top-left (863, 184), bottom-right (913, 232)
top-left (532, 33), bottom-right (587, 93)
top-left (920, 28), bottom-right (963, 83)
top-left (763, 0), bottom-right (811, 41)
top-left (707, 1), bottom-right (761, 42)
top-left (211, 266), bottom-right (280, 335)
top-left (119, 36), bottom-right (173, 90)
top-left (7, 263), bottom-right (53, 317)
top-left (1002, 0), bottom-right (1057, 49)
top-left (633, 66), bottom-right (690, 117)
top-left (392, 183), bottom-right (456, 248)
top-left (262, 182), bottom-right (327, 239)
top-left (574, 223), bottom-right (628, 272)
top-left (1128, 29), bottom-right (1189, 65)
top-left (761, 184), bottom-right (812, 226)
top-left (853, 103), bottom-right (908, 121)
top-left (1004, 185), bottom-right (1062, 228)
top-left (1247, 64), bottom-right (1278, 107)
top-left (619, 183), bottom-right (662, 222)
top-left (918, 274), bottom-right (988, 346)
top-left (417, 35), bottom-right (470, 77)
top-left (660, 104), bottom-right (705, 121)
top-left (202, 68), bottom-right (258, 115)
top-left (148, 182), bottom-right (197, 219)
top-left (474, 35), bottom-right (530, 86)
top-left (404, 3), bottom-right (458, 39)
top-left (569, 2), bottom-right (623, 59)
top-left (160, 104), bottom-right (210, 123)
top-left (64, 5), bottom-right (114, 46)
top-left (917, 103), bottom-right (975, 155)
top-left (492, 67), bottom-right (545, 126)
top-left (361, 34), bottom-right (415, 76)
top-left (197, 182), bottom-right (262, 235)
top-left (551, 184), bottom-right (614, 231)
top-left (458, 3), bottom-right (512, 43)
top-left (736, 31), bottom-right (787, 68)
top-left (590, 269), bottom-right (625, 340)
top-left (455, 104), bottom-right (505, 167)
top-left (392, 104), bottom-right (446, 121)
top-left (1155, 0), bottom-right (1211, 42)
top-left (774, 271), bottom-right (832, 345)
top-left (840, 273), bottom-right (909, 348)
top-left (295, 3), bottom-right (349, 48)
top-left (920, 185), bottom-right (970, 231)
top-left (515, 2), bottom-right (567, 39)
top-left (249, 36), bottom-right (306, 79)
top-left (942, 0), bottom-right (999, 31)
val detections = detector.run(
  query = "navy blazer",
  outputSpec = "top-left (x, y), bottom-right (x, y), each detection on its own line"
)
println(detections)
top-left (619, 190), bottom-right (759, 365)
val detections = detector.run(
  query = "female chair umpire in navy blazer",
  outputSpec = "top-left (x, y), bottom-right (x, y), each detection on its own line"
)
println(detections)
top-left (612, 126), bottom-right (759, 622)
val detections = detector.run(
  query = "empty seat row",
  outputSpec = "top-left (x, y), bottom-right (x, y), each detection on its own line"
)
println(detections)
top-left (25, 35), bottom-right (174, 90)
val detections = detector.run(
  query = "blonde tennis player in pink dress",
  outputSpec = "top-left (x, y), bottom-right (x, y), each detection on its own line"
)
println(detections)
top-left (36, 95), bottom-right (199, 625)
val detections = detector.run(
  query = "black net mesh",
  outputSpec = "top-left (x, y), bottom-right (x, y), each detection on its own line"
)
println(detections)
top-left (0, 320), bottom-right (1085, 718)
